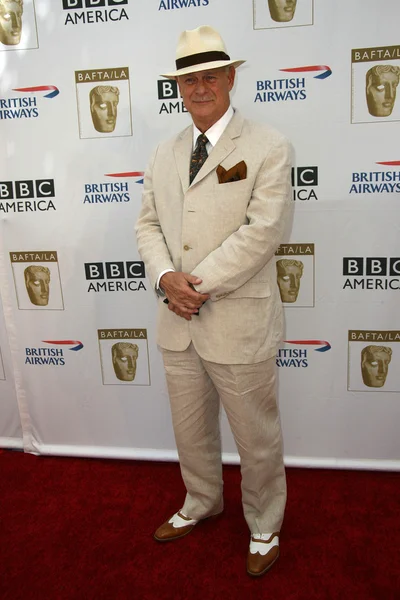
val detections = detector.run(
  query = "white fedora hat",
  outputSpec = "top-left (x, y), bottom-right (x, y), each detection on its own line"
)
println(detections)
top-left (161, 25), bottom-right (246, 79)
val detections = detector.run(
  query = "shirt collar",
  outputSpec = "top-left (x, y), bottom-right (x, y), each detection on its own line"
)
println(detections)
top-left (192, 106), bottom-right (234, 150)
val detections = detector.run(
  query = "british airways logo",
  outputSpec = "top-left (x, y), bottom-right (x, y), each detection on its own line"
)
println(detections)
top-left (276, 339), bottom-right (331, 367)
top-left (0, 85), bottom-right (59, 120)
top-left (158, 0), bottom-right (209, 10)
top-left (25, 339), bottom-right (83, 366)
top-left (350, 160), bottom-right (400, 195)
top-left (83, 171), bottom-right (143, 205)
top-left (255, 65), bottom-right (332, 103)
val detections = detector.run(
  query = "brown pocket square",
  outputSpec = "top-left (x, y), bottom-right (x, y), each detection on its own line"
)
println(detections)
top-left (217, 161), bottom-right (247, 184)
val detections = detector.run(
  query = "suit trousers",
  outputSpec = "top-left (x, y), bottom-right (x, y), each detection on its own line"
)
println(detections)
top-left (162, 343), bottom-right (287, 534)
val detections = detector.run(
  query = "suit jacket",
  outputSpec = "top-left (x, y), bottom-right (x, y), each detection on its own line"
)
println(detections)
top-left (135, 111), bottom-right (292, 364)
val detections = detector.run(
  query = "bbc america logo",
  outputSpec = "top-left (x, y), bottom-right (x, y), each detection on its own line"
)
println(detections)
top-left (0, 179), bottom-right (56, 214)
top-left (84, 261), bottom-right (146, 292)
top-left (343, 257), bottom-right (400, 290)
top-left (63, 0), bottom-right (129, 25)
top-left (157, 80), bottom-right (187, 115)
top-left (291, 167), bottom-right (318, 201)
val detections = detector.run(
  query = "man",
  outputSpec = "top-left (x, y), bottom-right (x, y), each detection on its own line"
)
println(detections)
top-left (89, 85), bottom-right (119, 133)
top-left (365, 64), bottom-right (400, 118)
top-left (135, 25), bottom-right (292, 577)
top-left (0, 0), bottom-right (23, 46)
top-left (276, 258), bottom-right (303, 303)
top-left (24, 265), bottom-right (50, 307)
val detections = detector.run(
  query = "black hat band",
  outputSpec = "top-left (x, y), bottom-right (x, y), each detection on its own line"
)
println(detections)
top-left (176, 50), bottom-right (231, 71)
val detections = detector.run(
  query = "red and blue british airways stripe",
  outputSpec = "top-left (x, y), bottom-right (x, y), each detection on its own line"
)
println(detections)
top-left (280, 65), bottom-right (332, 80)
top-left (13, 85), bottom-right (60, 99)
top-left (284, 340), bottom-right (331, 352)
top-left (42, 340), bottom-right (84, 351)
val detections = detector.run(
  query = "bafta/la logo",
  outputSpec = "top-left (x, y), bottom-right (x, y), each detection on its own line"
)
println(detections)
top-left (63, 0), bottom-right (129, 26)
top-left (75, 67), bottom-right (132, 139)
top-left (25, 339), bottom-right (84, 366)
top-left (83, 171), bottom-right (143, 204)
top-left (253, 0), bottom-right (314, 31)
top-left (275, 244), bottom-right (315, 307)
top-left (351, 45), bottom-right (400, 124)
top-left (0, 85), bottom-right (59, 120)
top-left (276, 339), bottom-right (331, 368)
top-left (255, 65), bottom-right (332, 103)
top-left (348, 330), bottom-right (399, 392)
top-left (10, 251), bottom-right (64, 310)
top-left (0, 0), bottom-right (39, 51)
top-left (98, 328), bottom-right (150, 385)
top-left (350, 160), bottom-right (400, 195)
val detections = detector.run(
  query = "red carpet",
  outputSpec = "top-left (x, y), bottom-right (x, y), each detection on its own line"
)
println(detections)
top-left (1, 450), bottom-right (399, 600)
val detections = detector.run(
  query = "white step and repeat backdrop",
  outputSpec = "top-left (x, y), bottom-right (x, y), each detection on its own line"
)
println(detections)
top-left (0, 0), bottom-right (399, 469)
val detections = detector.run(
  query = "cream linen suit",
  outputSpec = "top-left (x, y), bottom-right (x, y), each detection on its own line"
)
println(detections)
top-left (135, 110), bottom-right (292, 533)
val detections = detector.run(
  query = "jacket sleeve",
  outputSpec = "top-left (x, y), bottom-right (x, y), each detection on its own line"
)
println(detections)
top-left (135, 145), bottom-right (175, 291)
top-left (191, 138), bottom-right (292, 300)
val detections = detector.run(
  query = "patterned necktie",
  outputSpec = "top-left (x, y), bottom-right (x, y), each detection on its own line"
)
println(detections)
top-left (189, 133), bottom-right (209, 184)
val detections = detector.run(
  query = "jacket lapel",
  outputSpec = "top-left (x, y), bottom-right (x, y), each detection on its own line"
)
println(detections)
top-left (173, 126), bottom-right (192, 194)
top-left (173, 111), bottom-right (245, 192)
top-left (192, 110), bottom-right (244, 187)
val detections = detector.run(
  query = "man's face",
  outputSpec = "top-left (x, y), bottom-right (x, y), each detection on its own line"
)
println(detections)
top-left (25, 268), bottom-right (50, 306)
top-left (366, 70), bottom-right (399, 117)
top-left (112, 345), bottom-right (138, 382)
top-left (91, 89), bottom-right (119, 133)
top-left (361, 348), bottom-right (391, 388)
top-left (268, 0), bottom-right (297, 22)
top-left (277, 261), bottom-right (302, 303)
top-left (0, 0), bottom-right (23, 46)
top-left (177, 66), bottom-right (235, 131)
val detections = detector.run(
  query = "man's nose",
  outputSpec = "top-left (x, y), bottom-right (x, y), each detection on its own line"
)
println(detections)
top-left (40, 281), bottom-right (49, 294)
top-left (195, 79), bottom-right (208, 95)
top-left (289, 274), bottom-right (296, 289)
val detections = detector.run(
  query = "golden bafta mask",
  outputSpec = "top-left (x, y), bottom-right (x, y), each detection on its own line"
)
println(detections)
top-left (112, 342), bottom-right (139, 382)
top-left (268, 0), bottom-right (297, 22)
top-left (366, 65), bottom-right (400, 118)
top-left (0, 0), bottom-right (23, 45)
top-left (361, 345), bottom-right (392, 388)
top-left (24, 265), bottom-right (50, 307)
top-left (276, 259), bottom-right (303, 303)
top-left (90, 85), bottom-right (119, 133)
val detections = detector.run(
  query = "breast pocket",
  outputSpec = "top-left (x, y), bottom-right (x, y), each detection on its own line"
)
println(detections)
top-left (210, 179), bottom-right (252, 221)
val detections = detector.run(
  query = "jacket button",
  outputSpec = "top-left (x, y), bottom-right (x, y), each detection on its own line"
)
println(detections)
top-left (183, 245), bottom-right (190, 251)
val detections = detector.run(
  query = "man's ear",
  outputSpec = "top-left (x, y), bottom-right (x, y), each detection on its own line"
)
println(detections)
top-left (228, 66), bottom-right (236, 91)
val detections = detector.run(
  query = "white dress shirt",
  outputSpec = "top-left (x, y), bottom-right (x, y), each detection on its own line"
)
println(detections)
top-left (156, 106), bottom-right (235, 292)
